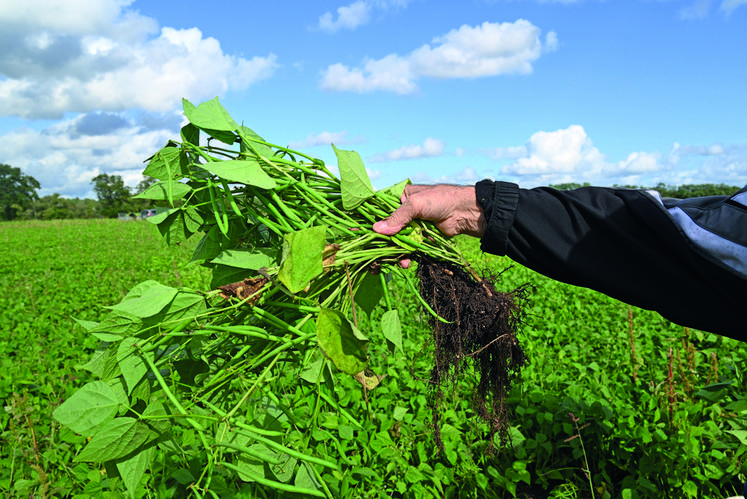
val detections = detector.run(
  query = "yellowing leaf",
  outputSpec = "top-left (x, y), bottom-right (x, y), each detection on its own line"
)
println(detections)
top-left (316, 309), bottom-right (369, 376)
top-left (277, 226), bottom-right (326, 293)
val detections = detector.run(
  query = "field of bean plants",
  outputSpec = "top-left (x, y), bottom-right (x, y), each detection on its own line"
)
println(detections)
top-left (2, 99), bottom-right (746, 499)
top-left (2, 217), bottom-right (746, 498)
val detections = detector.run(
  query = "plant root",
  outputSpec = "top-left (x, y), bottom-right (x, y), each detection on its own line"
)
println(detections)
top-left (417, 256), bottom-right (529, 450)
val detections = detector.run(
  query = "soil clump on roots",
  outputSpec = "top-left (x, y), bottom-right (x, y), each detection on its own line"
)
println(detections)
top-left (417, 256), bottom-right (529, 449)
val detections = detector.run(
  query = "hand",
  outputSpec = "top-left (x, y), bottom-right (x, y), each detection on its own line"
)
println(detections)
top-left (373, 184), bottom-right (486, 238)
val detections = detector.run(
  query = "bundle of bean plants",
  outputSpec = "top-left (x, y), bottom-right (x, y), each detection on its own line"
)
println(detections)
top-left (54, 97), bottom-right (527, 498)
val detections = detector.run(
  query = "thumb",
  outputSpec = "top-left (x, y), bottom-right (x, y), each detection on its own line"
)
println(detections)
top-left (373, 204), bottom-right (413, 235)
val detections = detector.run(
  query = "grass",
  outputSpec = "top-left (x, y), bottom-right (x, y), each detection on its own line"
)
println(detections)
top-left (1, 219), bottom-right (746, 498)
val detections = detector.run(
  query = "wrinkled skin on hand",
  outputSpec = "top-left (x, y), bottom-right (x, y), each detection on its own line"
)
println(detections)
top-left (373, 184), bottom-right (486, 267)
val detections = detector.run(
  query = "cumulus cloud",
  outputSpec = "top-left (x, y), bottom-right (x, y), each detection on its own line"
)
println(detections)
top-left (316, 0), bottom-right (411, 32)
top-left (502, 125), bottom-right (606, 175)
top-left (495, 125), bottom-right (670, 185)
top-left (318, 1), bottom-right (371, 32)
top-left (0, 0), bottom-right (278, 119)
top-left (288, 131), bottom-right (362, 149)
top-left (369, 137), bottom-right (445, 162)
top-left (320, 20), bottom-right (555, 94)
top-left (3, 112), bottom-right (180, 197)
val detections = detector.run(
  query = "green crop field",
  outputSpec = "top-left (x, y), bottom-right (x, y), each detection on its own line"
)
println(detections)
top-left (2, 218), bottom-right (746, 498)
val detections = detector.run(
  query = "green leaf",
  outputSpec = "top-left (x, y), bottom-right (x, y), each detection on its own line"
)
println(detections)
top-left (210, 265), bottom-right (254, 289)
top-left (75, 417), bottom-right (151, 462)
top-left (238, 125), bottom-right (274, 159)
top-left (378, 178), bottom-right (411, 201)
top-left (116, 443), bottom-right (156, 499)
top-left (89, 310), bottom-right (142, 339)
top-left (726, 399), bottom-right (747, 412)
top-left (53, 381), bottom-right (120, 435)
top-left (74, 318), bottom-right (99, 331)
top-left (299, 357), bottom-right (335, 390)
top-left (143, 147), bottom-right (182, 181)
top-left (270, 454), bottom-right (297, 484)
top-left (162, 290), bottom-right (206, 321)
top-left (172, 468), bottom-right (196, 485)
top-left (294, 462), bottom-right (323, 492)
top-left (180, 123), bottom-right (200, 146)
top-left (299, 358), bottom-right (324, 384)
top-left (182, 206), bottom-right (204, 233)
top-left (134, 181), bottom-right (191, 202)
top-left (235, 444), bottom-right (276, 482)
top-left (277, 226), bottom-right (326, 293)
top-left (174, 358), bottom-right (209, 386)
top-left (203, 160), bottom-right (276, 189)
top-left (212, 248), bottom-right (279, 269)
top-left (392, 406), bottom-right (408, 421)
top-left (726, 430), bottom-right (747, 446)
top-left (117, 338), bottom-right (150, 395)
top-left (354, 272), bottom-right (383, 317)
top-left (80, 344), bottom-right (122, 380)
top-left (149, 208), bottom-right (199, 246)
top-left (381, 309), bottom-right (404, 356)
top-left (110, 281), bottom-right (178, 319)
top-left (316, 309), bottom-right (369, 376)
top-left (191, 227), bottom-right (224, 264)
top-left (333, 144), bottom-right (374, 209)
top-left (405, 466), bottom-right (425, 483)
top-left (183, 97), bottom-right (239, 132)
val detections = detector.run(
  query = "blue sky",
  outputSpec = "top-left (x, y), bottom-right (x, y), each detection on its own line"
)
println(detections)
top-left (1, 0), bottom-right (745, 198)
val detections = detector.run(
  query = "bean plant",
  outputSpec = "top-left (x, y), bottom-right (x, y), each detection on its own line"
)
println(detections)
top-left (53, 97), bottom-right (476, 498)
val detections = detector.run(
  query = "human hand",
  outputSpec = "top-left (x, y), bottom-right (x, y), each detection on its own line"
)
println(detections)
top-left (372, 184), bottom-right (486, 238)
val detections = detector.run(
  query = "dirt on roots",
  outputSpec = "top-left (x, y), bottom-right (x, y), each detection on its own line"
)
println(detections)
top-left (417, 256), bottom-right (530, 449)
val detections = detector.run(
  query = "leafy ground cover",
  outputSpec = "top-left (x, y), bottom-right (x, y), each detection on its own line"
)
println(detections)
top-left (1, 219), bottom-right (746, 498)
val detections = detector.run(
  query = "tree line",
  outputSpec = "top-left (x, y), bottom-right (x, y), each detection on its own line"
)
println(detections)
top-left (1, 164), bottom-right (165, 221)
top-left (1, 163), bottom-right (744, 222)
top-left (549, 182), bottom-right (743, 198)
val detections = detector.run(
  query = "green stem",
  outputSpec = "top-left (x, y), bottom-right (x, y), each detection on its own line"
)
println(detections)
top-left (219, 463), bottom-right (326, 498)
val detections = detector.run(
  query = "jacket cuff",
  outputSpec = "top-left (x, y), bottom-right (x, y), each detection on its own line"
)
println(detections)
top-left (475, 179), bottom-right (519, 256)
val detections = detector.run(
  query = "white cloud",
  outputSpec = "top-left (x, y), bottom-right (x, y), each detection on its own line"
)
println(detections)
top-left (0, 0), bottom-right (157, 39)
top-left (669, 142), bottom-right (726, 165)
top-left (320, 20), bottom-right (554, 94)
top-left (2, 112), bottom-right (179, 197)
top-left (497, 125), bottom-right (672, 185)
top-left (721, 0), bottom-right (747, 14)
top-left (617, 151), bottom-right (662, 174)
top-left (316, 0), bottom-right (412, 32)
top-left (289, 131), bottom-right (353, 148)
top-left (318, 1), bottom-right (371, 32)
top-left (679, 0), bottom-right (712, 19)
top-left (0, 1), bottom-right (278, 119)
top-left (321, 56), bottom-right (416, 94)
top-left (503, 125), bottom-right (606, 175)
top-left (369, 137), bottom-right (445, 162)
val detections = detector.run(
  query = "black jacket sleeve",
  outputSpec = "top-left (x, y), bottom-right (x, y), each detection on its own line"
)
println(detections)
top-left (475, 180), bottom-right (746, 340)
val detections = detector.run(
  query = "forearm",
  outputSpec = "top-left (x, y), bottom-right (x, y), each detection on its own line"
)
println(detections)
top-left (477, 181), bottom-right (746, 339)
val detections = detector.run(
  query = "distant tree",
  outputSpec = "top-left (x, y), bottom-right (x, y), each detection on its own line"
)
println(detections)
top-left (135, 175), bottom-right (158, 195)
top-left (651, 183), bottom-right (741, 199)
top-left (549, 182), bottom-right (591, 191)
top-left (91, 174), bottom-right (132, 218)
top-left (0, 164), bottom-right (41, 221)
top-left (21, 195), bottom-right (100, 220)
